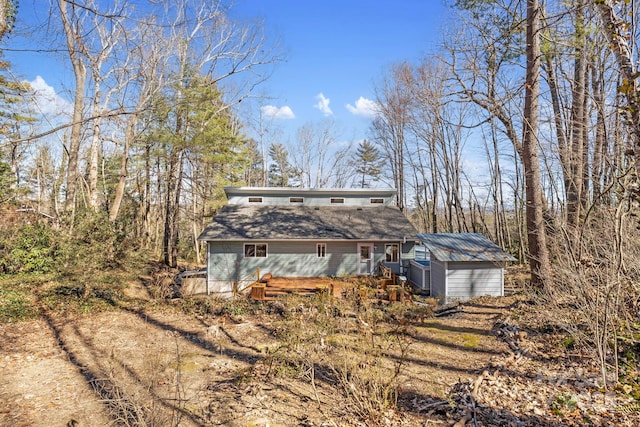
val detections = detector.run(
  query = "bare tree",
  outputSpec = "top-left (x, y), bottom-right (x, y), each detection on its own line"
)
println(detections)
top-left (290, 120), bottom-right (340, 188)
top-left (371, 63), bottom-right (413, 211)
top-left (596, 1), bottom-right (640, 194)
top-left (522, 0), bottom-right (551, 288)
top-left (58, 0), bottom-right (88, 213)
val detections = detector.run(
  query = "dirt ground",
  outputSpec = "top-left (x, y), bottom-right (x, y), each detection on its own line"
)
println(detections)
top-left (1, 280), bottom-right (638, 426)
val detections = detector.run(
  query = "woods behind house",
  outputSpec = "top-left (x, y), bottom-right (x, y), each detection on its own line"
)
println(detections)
top-left (2, 0), bottom-right (640, 398)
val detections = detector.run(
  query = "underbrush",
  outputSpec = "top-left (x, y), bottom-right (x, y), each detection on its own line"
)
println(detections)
top-left (0, 273), bottom-right (52, 322)
top-left (174, 295), bottom-right (261, 319)
top-left (245, 294), bottom-right (417, 425)
top-left (0, 257), bottom-right (148, 321)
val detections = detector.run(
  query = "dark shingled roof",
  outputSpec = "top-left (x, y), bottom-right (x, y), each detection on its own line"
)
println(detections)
top-left (417, 233), bottom-right (516, 262)
top-left (198, 205), bottom-right (417, 241)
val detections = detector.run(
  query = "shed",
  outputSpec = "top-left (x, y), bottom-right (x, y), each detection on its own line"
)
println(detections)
top-left (413, 233), bottom-right (516, 301)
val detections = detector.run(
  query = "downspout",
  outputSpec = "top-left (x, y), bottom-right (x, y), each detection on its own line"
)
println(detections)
top-left (444, 260), bottom-right (448, 302)
top-left (401, 236), bottom-right (408, 275)
top-left (206, 242), bottom-right (210, 295)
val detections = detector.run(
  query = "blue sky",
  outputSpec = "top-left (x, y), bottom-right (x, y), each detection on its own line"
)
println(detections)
top-left (2, 0), bottom-right (451, 147)
top-left (230, 0), bottom-right (450, 143)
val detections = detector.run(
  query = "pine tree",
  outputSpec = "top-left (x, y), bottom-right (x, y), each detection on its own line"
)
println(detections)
top-left (268, 143), bottom-right (298, 187)
top-left (354, 140), bottom-right (384, 188)
top-left (0, 55), bottom-right (34, 199)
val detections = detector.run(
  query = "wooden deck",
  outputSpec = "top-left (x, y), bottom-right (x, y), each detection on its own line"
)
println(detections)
top-left (250, 276), bottom-right (356, 300)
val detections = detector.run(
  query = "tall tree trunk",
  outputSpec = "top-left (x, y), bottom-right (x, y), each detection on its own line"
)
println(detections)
top-left (567, 2), bottom-right (587, 228)
top-left (591, 55), bottom-right (607, 198)
top-left (109, 115), bottom-right (136, 222)
top-left (59, 0), bottom-right (86, 212)
top-left (163, 147), bottom-right (180, 267)
top-left (87, 79), bottom-right (102, 211)
top-left (597, 2), bottom-right (640, 190)
top-left (523, 0), bottom-right (552, 288)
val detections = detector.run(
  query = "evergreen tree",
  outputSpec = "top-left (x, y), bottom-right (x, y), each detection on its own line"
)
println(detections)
top-left (268, 143), bottom-right (298, 187)
top-left (0, 55), bottom-right (34, 198)
top-left (354, 140), bottom-right (384, 188)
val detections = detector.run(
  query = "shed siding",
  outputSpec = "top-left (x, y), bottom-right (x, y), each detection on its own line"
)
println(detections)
top-left (446, 262), bottom-right (503, 299)
top-left (430, 259), bottom-right (447, 299)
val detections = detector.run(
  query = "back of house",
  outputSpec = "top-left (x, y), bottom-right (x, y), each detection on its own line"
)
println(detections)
top-left (197, 187), bottom-right (418, 297)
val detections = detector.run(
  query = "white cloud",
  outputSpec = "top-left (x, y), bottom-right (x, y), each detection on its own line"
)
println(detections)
top-left (346, 96), bottom-right (379, 118)
top-left (27, 76), bottom-right (72, 116)
top-left (261, 104), bottom-right (295, 120)
top-left (314, 93), bottom-right (333, 116)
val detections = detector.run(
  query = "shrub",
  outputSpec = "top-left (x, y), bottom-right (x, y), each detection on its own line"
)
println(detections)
top-left (57, 211), bottom-right (130, 271)
top-left (0, 287), bottom-right (38, 322)
top-left (0, 223), bottom-right (57, 274)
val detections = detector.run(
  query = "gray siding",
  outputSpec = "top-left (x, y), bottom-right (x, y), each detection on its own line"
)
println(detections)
top-left (228, 194), bottom-right (391, 206)
top-left (409, 260), bottom-right (430, 291)
top-left (208, 242), bottom-right (243, 281)
top-left (208, 240), bottom-right (402, 283)
top-left (446, 262), bottom-right (503, 299)
top-left (430, 259), bottom-right (447, 299)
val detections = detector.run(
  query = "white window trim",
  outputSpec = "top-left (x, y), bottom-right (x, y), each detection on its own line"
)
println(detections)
top-left (316, 243), bottom-right (327, 258)
top-left (244, 243), bottom-right (268, 258)
top-left (385, 243), bottom-right (399, 263)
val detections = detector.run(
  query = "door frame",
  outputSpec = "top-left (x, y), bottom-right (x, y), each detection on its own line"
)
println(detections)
top-left (357, 243), bottom-right (374, 275)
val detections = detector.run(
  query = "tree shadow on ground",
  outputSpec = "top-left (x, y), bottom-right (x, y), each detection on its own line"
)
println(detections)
top-left (420, 320), bottom-right (494, 336)
top-left (40, 311), bottom-right (151, 425)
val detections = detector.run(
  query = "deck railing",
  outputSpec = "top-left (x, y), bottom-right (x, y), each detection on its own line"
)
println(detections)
top-left (233, 268), bottom-right (261, 297)
top-left (378, 261), bottom-right (395, 283)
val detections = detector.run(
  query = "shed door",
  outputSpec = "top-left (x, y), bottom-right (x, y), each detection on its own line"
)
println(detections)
top-left (357, 243), bottom-right (374, 275)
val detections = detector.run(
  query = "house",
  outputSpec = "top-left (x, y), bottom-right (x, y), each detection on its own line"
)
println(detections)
top-left (410, 233), bottom-right (515, 301)
top-left (197, 187), bottom-right (418, 297)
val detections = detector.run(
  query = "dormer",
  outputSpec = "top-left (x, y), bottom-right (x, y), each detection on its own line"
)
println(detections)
top-left (224, 187), bottom-right (396, 207)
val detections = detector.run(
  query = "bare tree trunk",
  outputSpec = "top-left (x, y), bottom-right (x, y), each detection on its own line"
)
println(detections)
top-left (109, 115), bottom-right (136, 221)
top-left (597, 1), bottom-right (640, 187)
top-left (59, 0), bottom-right (87, 212)
top-left (523, 0), bottom-right (552, 288)
top-left (567, 2), bottom-right (587, 228)
top-left (591, 54), bottom-right (608, 199)
top-left (163, 147), bottom-right (182, 267)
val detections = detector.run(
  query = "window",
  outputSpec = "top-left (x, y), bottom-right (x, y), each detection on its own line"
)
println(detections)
top-left (370, 198), bottom-right (384, 204)
top-left (330, 198), bottom-right (344, 204)
top-left (290, 197), bottom-right (304, 203)
top-left (385, 244), bottom-right (399, 263)
top-left (316, 243), bottom-right (326, 258)
top-left (244, 243), bottom-right (267, 258)
top-left (248, 197), bottom-right (263, 203)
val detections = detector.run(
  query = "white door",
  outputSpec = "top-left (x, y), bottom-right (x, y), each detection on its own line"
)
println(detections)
top-left (357, 243), bottom-right (374, 275)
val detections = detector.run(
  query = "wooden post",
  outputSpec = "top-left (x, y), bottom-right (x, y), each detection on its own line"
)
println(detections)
top-left (251, 283), bottom-right (266, 300)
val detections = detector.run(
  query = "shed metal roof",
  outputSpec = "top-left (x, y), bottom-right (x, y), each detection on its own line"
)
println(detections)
top-left (198, 205), bottom-right (417, 241)
top-left (416, 233), bottom-right (516, 262)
